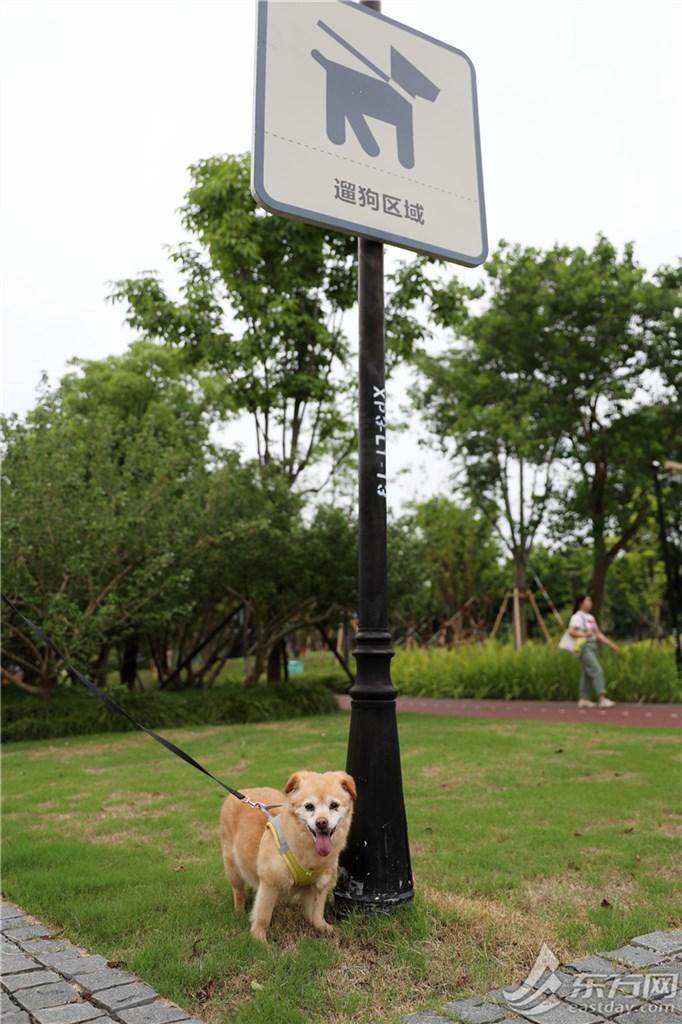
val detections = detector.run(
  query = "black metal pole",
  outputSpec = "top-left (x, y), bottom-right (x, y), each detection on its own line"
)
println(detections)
top-left (652, 461), bottom-right (682, 676)
top-left (334, 2), bottom-right (414, 911)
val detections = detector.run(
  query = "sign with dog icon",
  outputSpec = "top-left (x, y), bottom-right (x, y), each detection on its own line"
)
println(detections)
top-left (252, 0), bottom-right (488, 266)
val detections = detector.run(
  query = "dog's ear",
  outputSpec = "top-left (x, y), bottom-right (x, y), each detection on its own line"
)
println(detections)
top-left (284, 772), bottom-right (302, 794)
top-left (339, 772), bottom-right (357, 801)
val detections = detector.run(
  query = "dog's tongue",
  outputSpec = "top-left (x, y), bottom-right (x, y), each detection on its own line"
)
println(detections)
top-left (315, 832), bottom-right (333, 857)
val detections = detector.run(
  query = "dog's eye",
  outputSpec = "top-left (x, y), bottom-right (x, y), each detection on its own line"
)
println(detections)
top-left (304, 802), bottom-right (315, 813)
top-left (329, 801), bottom-right (339, 811)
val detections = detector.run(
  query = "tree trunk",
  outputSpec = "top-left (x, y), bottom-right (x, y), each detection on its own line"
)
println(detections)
top-left (588, 551), bottom-right (609, 622)
top-left (244, 616), bottom-right (265, 688)
top-left (512, 554), bottom-right (528, 647)
top-left (267, 642), bottom-right (282, 683)
top-left (120, 634), bottom-right (139, 690)
top-left (587, 458), bottom-right (609, 620)
top-left (244, 646), bottom-right (265, 687)
top-left (93, 643), bottom-right (109, 688)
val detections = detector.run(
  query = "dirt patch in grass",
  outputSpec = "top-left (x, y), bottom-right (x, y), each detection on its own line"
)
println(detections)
top-left (423, 886), bottom-right (565, 967)
top-left (649, 861), bottom-right (682, 885)
top-left (90, 830), bottom-right (152, 846)
top-left (193, 968), bottom-right (264, 1023)
top-left (17, 737), bottom-right (149, 761)
top-left (417, 765), bottom-right (477, 787)
top-left (323, 891), bottom-right (562, 1024)
top-left (325, 955), bottom-right (439, 1024)
top-left (471, 722), bottom-right (526, 737)
top-left (163, 726), bottom-right (232, 743)
top-left (97, 792), bottom-right (168, 815)
top-left (521, 871), bottom-right (639, 922)
top-left (575, 771), bottom-right (641, 783)
top-left (254, 721), bottom-right (317, 734)
top-left (39, 811), bottom-right (79, 825)
top-left (575, 817), bottom-right (640, 833)
top-left (411, 840), bottom-right (435, 856)
top-left (655, 818), bottom-right (682, 838)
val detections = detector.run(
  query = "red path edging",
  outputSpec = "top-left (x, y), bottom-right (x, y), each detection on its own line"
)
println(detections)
top-left (335, 694), bottom-right (682, 728)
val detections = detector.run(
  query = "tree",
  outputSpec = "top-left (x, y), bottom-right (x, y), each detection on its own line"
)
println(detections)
top-left (109, 153), bottom-right (358, 491)
top-left (190, 473), bottom-right (359, 686)
top-left (406, 237), bottom-right (682, 624)
top-left (389, 498), bottom-right (502, 643)
top-left (407, 246), bottom-right (561, 643)
top-left (531, 237), bottom-right (682, 616)
top-left (1, 343), bottom-right (212, 689)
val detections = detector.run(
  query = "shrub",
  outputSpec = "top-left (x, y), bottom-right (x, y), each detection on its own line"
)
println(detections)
top-left (0, 679), bottom-right (337, 743)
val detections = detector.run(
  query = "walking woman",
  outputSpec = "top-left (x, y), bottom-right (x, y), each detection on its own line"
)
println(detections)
top-left (568, 594), bottom-right (619, 708)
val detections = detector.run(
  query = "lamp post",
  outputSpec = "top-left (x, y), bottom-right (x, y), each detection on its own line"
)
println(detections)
top-left (252, 0), bottom-right (486, 915)
top-left (334, 1), bottom-right (414, 914)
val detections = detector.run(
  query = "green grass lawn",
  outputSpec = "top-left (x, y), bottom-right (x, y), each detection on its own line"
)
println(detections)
top-left (2, 712), bottom-right (681, 1024)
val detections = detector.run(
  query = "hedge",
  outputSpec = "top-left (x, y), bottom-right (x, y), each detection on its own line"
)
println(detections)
top-left (1, 679), bottom-right (337, 743)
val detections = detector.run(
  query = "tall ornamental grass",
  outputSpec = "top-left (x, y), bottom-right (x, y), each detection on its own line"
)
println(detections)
top-left (391, 641), bottom-right (681, 703)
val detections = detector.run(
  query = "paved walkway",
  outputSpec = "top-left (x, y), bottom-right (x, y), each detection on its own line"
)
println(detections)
top-left (336, 695), bottom-right (682, 728)
top-left (401, 928), bottom-right (682, 1024)
top-left (1, 901), bottom-right (204, 1024)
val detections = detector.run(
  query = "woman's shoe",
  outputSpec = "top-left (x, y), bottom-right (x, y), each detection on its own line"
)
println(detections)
top-left (598, 696), bottom-right (615, 708)
top-left (577, 698), bottom-right (596, 708)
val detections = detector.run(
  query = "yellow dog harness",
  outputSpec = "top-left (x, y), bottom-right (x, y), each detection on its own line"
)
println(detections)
top-left (265, 816), bottom-right (326, 887)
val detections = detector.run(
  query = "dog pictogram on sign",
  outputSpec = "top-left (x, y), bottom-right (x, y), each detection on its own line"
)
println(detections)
top-left (311, 20), bottom-right (440, 170)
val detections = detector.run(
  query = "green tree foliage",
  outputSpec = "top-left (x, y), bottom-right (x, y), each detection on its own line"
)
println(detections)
top-left (109, 153), bottom-right (358, 490)
top-left (389, 498), bottom-right (503, 643)
top-left (532, 238), bottom-right (682, 615)
top-left (1, 343), bottom-right (211, 689)
top-left (404, 237), bottom-right (682, 617)
top-left (532, 519), bottom-right (668, 641)
top-left (405, 247), bottom-right (562, 619)
top-left (1, 346), bottom-right (357, 692)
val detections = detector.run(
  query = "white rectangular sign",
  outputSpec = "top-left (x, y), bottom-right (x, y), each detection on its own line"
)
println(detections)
top-left (253, 0), bottom-right (487, 266)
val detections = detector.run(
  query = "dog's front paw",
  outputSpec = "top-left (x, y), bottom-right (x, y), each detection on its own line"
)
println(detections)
top-left (250, 924), bottom-right (269, 943)
top-left (313, 919), bottom-right (335, 936)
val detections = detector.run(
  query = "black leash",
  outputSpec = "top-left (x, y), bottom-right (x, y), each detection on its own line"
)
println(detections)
top-left (2, 594), bottom-right (257, 805)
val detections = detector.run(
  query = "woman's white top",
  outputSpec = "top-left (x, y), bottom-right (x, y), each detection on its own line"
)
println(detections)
top-left (569, 610), bottom-right (598, 637)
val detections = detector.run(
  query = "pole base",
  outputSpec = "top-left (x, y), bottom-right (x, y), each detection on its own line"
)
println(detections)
top-left (333, 884), bottom-right (414, 918)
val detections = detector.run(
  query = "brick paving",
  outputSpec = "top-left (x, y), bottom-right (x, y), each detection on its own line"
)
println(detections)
top-left (0, 902), bottom-right (204, 1024)
top-left (400, 929), bottom-right (682, 1024)
top-left (336, 695), bottom-right (682, 728)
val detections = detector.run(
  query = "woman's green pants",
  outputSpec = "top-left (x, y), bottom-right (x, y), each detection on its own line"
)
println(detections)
top-left (579, 639), bottom-right (606, 698)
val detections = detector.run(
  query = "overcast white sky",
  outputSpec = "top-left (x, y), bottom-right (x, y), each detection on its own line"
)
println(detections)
top-left (2, 0), bottom-right (681, 508)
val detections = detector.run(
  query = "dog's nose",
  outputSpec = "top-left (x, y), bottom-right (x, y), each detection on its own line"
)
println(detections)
top-left (316, 817), bottom-right (329, 832)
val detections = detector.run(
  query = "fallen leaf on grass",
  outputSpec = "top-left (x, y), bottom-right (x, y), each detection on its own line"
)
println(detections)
top-left (251, 980), bottom-right (264, 991)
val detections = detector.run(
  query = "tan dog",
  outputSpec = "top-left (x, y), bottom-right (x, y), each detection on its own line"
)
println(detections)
top-left (219, 770), bottom-right (356, 941)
